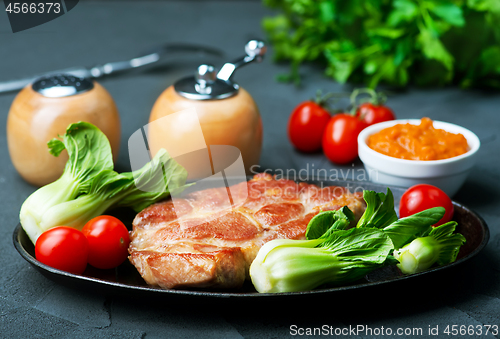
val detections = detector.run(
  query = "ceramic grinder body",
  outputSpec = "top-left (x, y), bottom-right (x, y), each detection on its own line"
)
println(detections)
top-left (7, 75), bottom-right (120, 186)
top-left (148, 40), bottom-right (266, 179)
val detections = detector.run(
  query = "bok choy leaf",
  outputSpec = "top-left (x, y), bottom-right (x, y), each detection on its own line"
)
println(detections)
top-left (382, 207), bottom-right (445, 249)
top-left (355, 189), bottom-right (445, 248)
top-left (305, 206), bottom-right (354, 240)
top-left (356, 189), bottom-right (398, 229)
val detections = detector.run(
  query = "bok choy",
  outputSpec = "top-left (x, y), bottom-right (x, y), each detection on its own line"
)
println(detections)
top-left (249, 209), bottom-right (395, 293)
top-left (393, 222), bottom-right (466, 274)
top-left (249, 188), bottom-right (466, 293)
top-left (355, 188), bottom-right (465, 272)
top-left (20, 122), bottom-right (188, 244)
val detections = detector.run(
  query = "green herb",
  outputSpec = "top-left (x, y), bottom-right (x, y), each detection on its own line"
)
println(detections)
top-left (20, 122), bottom-right (188, 244)
top-left (262, 0), bottom-right (500, 88)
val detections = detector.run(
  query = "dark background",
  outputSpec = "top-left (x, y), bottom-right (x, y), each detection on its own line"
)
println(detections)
top-left (0, 1), bottom-right (499, 338)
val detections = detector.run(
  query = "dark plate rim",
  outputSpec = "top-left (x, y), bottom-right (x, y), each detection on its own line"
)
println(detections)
top-left (13, 180), bottom-right (490, 298)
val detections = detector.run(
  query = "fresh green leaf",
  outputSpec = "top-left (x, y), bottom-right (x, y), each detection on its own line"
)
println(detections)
top-left (388, 0), bottom-right (419, 26)
top-left (467, 0), bottom-right (500, 12)
top-left (367, 27), bottom-right (406, 39)
top-left (319, 0), bottom-right (335, 23)
top-left (428, 2), bottom-right (465, 27)
top-left (356, 189), bottom-right (398, 229)
top-left (394, 38), bottom-right (412, 66)
top-left (324, 48), bottom-right (362, 84)
top-left (382, 207), bottom-right (445, 248)
top-left (306, 207), bottom-right (354, 240)
top-left (417, 28), bottom-right (454, 71)
top-left (320, 228), bottom-right (394, 264)
top-left (476, 46), bottom-right (500, 77)
top-left (48, 121), bottom-right (114, 188)
top-left (427, 221), bottom-right (467, 265)
top-left (116, 149), bottom-right (189, 211)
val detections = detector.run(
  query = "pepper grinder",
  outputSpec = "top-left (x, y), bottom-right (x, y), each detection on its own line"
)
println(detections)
top-left (7, 75), bottom-right (121, 186)
top-left (148, 40), bottom-right (265, 179)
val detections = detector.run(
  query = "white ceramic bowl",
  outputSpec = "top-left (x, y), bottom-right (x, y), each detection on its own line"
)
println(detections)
top-left (358, 119), bottom-right (480, 197)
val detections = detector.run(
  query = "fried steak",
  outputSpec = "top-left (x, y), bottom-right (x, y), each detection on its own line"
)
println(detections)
top-left (129, 173), bottom-right (365, 289)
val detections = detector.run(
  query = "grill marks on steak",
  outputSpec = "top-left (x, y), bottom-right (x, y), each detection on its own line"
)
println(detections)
top-left (154, 211), bottom-right (261, 242)
top-left (129, 173), bottom-right (365, 289)
top-left (253, 203), bottom-right (305, 226)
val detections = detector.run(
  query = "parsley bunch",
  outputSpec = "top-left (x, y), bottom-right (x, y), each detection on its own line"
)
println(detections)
top-left (262, 0), bottom-right (500, 88)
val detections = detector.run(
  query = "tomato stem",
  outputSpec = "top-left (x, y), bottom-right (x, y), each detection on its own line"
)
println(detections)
top-left (313, 90), bottom-right (350, 115)
top-left (349, 88), bottom-right (387, 115)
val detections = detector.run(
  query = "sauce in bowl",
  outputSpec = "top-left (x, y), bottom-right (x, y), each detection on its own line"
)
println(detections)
top-left (367, 117), bottom-right (469, 160)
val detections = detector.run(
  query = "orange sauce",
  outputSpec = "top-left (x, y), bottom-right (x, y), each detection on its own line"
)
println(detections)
top-left (367, 117), bottom-right (469, 160)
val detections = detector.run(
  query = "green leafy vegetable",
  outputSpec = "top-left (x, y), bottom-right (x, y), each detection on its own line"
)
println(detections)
top-left (382, 206), bottom-right (444, 248)
top-left (356, 189), bottom-right (446, 248)
top-left (250, 187), bottom-right (467, 293)
top-left (393, 221), bottom-right (466, 274)
top-left (262, 0), bottom-right (500, 88)
top-left (356, 189), bottom-right (398, 229)
top-left (305, 206), bottom-right (354, 240)
top-left (20, 122), bottom-right (188, 244)
top-left (249, 227), bottom-right (394, 293)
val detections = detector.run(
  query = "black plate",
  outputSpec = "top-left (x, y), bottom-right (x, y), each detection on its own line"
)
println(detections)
top-left (13, 181), bottom-right (490, 300)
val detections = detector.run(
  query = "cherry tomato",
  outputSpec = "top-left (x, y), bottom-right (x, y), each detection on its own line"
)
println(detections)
top-left (82, 215), bottom-right (130, 270)
top-left (35, 227), bottom-right (88, 274)
top-left (322, 114), bottom-right (367, 164)
top-left (400, 184), bottom-right (454, 226)
top-left (288, 101), bottom-right (331, 152)
top-left (355, 102), bottom-right (396, 126)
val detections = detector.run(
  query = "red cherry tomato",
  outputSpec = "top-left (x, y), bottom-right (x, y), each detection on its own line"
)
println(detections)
top-left (322, 114), bottom-right (367, 164)
top-left (355, 102), bottom-right (396, 126)
top-left (82, 215), bottom-right (130, 270)
top-left (35, 227), bottom-right (88, 274)
top-left (400, 184), bottom-right (454, 226)
top-left (288, 101), bottom-right (331, 152)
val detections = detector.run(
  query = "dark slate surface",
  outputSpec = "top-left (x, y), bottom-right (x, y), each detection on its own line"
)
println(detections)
top-left (0, 1), bottom-right (499, 338)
